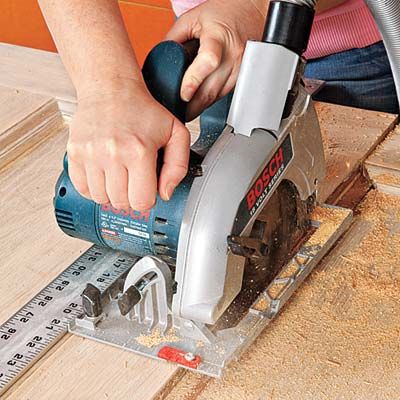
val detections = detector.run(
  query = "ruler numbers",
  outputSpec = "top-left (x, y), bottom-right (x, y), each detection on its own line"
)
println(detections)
top-left (0, 246), bottom-right (136, 395)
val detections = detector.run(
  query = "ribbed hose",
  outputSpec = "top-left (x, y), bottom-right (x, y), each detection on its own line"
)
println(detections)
top-left (285, 0), bottom-right (400, 112)
top-left (365, 0), bottom-right (400, 112)
top-left (284, 0), bottom-right (317, 8)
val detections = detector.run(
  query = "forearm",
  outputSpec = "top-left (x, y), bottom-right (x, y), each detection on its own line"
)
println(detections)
top-left (38, 0), bottom-right (142, 98)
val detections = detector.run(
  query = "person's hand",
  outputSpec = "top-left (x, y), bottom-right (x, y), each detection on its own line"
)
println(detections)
top-left (166, 0), bottom-right (267, 120)
top-left (67, 79), bottom-right (190, 211)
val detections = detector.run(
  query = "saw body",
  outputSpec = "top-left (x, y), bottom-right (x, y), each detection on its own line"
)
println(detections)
top-left (54, 0), bottom-right (333, 374)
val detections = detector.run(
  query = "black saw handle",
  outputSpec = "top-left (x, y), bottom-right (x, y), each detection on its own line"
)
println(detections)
top-left (142, 39), bottom-right (200, 123)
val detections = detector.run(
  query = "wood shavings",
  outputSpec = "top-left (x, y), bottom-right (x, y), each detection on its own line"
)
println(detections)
top-left (307, 207), bottom-right (351, 247)
top-left (373, 173), bottom-right (400, 187)
top-left (252, 297), bottom-right (270, 312)
top-left (135, 329), bottom-right (180, 348)
top-left (165, 191), bottom-right (400, 400)
top-left (277, 261), bottom-right (300, 279)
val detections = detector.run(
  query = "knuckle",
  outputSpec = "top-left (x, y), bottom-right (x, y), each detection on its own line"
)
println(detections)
top-left (66, 142), bottom-right (80, 161)
top-left (203, 51), bottom-right (220, 70)
top-left (172, 164), bottom-right (189, 181)
top-left (127, 137), bottom-right (151, 161)
top-left (201, 89), bottom-right (218, 106)
top-left (91, 195), bottom-right (109, 205)
top-left (112, 201), bottom-right (130, 210)
top-left (130, 200), bottom-right (155, 212)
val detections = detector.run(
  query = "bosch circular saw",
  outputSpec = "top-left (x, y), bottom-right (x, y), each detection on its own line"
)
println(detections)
top-left (53, 1), bottom-right (351, 376)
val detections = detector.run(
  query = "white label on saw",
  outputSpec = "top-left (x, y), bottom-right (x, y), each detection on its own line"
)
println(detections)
top-left (124, 227), bottom-right (150, 239)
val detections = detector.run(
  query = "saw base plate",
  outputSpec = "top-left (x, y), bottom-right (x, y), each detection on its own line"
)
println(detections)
top-left (69, 205), bottom-right (352, 378)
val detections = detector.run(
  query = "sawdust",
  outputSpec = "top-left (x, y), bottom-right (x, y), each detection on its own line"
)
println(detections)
top-left (307, 206), bottom-right (351, 247)
top-left (252, 297), bottom-right (270, 312)
top-left (135, 328), bottom-right (180, 348)
top-left (277, 261), bottom-right (300, 279)
top-left (165, 190), bottom-right (400, 400)
top-left (373, 172), bottom-right (400, 187)
top-left (267, 282), bottom-right (287, 300)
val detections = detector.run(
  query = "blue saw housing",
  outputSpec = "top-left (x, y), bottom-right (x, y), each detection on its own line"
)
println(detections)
top-left (54, 40), bottom-right (230, 262)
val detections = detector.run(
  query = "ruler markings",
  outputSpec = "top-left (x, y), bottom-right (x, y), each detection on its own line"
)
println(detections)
top-left (0, 245), bottom-right (137, 396)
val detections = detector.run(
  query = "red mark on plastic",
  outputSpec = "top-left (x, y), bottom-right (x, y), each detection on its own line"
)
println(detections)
top-left (158, 346), bottom-right (201, 369)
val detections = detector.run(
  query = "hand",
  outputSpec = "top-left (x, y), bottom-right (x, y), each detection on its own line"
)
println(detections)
top-left (166, 0), bottom-right (267, 120)
top-left (67, 79), bottom-right (190, 211)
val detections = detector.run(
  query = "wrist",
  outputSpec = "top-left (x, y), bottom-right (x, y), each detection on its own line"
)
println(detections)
top-left (76, 74), bottom-right (146, 102)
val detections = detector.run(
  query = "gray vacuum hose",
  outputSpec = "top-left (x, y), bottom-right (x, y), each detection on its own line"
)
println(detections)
top-left (365, 0), bottom-right (400, 112)
top-left (285, 0), bottom-right (400, 112)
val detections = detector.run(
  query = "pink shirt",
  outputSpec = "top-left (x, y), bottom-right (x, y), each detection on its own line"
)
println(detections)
top-left (170, 0), bottom-right (382, 59)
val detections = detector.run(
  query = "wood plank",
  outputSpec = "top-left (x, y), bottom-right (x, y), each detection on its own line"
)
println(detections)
top-left (0, 44), bottom-right (76, 116)
top-left (0, 46), bottom-right (397, 399)
top-left (315, 102), bottom-right (398, 202)
top-left (163, 190), bottom-right (400, 400)
top-left (0, 86), bottom-right (60, 170)
top-left (366, 125), bottom-right (400, 195)
top-left (1, 102), bottom-right (396, 399)
top-left (0, 127), bottom-right (178, 400)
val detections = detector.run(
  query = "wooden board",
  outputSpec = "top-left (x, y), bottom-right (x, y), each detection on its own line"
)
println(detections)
top-left (366, 125), bottom-right (400, 195)
top-left (0, 127), bottom-right (178, 400)
top-left (0, 44), bottom-right (76, 116)
top-left (0, 46), bottom-right (398, 399)
top-left (162, 190), bottom-right (400, 400)
top-left (0, 85), bottom-right (60, 171)
top-left (315, 102), bottom-right (398, 202)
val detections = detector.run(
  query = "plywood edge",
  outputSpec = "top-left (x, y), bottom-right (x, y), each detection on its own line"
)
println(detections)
top-left (0, 99), bottom-right (64, 172)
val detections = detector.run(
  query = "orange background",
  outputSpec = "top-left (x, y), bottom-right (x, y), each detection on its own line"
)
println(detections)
top-left (0, 0), bottom-right (175, 65)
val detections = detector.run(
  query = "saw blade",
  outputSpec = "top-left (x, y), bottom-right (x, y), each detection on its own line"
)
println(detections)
top-left (220, 180), bottom-right (314, 329)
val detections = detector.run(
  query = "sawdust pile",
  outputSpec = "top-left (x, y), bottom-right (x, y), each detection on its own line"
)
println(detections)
top-left (308, 207), bottom-right (351, 247)
top-left (165, 191), bottom-right (400, 400)
top-left (136, 329), bottom-right (180, 348)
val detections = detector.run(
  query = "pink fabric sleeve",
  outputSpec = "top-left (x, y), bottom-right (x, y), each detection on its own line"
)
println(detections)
top-left (171, 0), bottom-right (207, 16)
top-left (170, 0), bottom-right (381, 59)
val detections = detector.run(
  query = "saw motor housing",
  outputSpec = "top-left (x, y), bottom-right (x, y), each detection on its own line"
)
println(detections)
top-left (55, 1), bottom-right (325, 340)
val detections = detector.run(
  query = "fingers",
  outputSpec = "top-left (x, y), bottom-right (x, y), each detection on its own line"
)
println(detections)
top-left (186, 63), bottom-right (233, 120)
top-left (105, 165), bottom-right (129, 210)
top-left (127, 151), bottom-right (158, 211)
top-left (181, 36), bottom-right (223, 102)
top-left (69, 159), bottom-right (91, 199)
top-left (85, 164), bottom-right (109, 205)
top-left (165, 14), bottom-right (192, 43)
top-left (159, 121), bottom-right (190, 201)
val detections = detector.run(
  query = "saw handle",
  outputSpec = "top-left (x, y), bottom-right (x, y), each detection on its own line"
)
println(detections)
top-left (142, 39), bottom-right (200, 123)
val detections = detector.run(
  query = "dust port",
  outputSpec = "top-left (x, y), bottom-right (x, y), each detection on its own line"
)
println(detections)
top-left (59, 187), bottom-right (67, 197)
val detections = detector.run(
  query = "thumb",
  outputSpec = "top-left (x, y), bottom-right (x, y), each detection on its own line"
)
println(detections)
top-left (159, 119), bottom-right (190, 201)
top-left (165, 15), bottom-right (192, 43)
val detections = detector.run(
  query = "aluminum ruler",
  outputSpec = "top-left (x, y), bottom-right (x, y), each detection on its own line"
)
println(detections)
top-left (0, 245), bottom-right (138, 397)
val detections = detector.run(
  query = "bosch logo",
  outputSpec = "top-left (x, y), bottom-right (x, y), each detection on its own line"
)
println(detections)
top-left (246, 147), bottom-right (284, 211)
top-left (101, 204), bottom-right (150, 222)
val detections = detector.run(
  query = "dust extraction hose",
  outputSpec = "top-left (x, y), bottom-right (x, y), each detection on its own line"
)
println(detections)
top-left (364, 0), bottom-right (400, 112)
top-left (285, 0), bottom-right (400, 112)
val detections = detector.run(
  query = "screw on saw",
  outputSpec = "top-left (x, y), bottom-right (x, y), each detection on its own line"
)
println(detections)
top-left (117, 272), bottom-right (157, 316)
top-left (184, 352), bottom-right (196, 362)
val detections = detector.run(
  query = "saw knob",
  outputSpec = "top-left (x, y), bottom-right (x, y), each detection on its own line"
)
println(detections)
top-left (82, 283), bottom-right (103, 318)
top-left (118, 286), bottom-right (142, 316)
